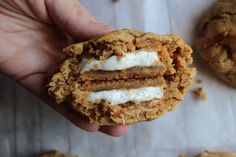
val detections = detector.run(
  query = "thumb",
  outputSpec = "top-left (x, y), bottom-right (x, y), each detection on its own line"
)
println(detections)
top-left (45, 0), bottom-right (113, 41)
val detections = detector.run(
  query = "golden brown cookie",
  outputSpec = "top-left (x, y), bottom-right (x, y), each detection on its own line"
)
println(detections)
top-left (48, 29), bottom-right (195, 125)
top-left (197, 0), bottom-right (236, 87)
top-left (195, 151), bottom-right (236, 157)
top-left (40, 151), bottom-right (79, 157)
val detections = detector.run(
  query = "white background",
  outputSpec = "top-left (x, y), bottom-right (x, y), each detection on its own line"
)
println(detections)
top-left (0, 0), bottom-right (236, 157)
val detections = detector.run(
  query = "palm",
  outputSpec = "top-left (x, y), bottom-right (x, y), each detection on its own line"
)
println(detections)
top-left (0, 16), bottom-right (69, 87)
top-left (0, 0), bottom-right (127, 137)
top-left (0, 7), bottom-right (79, 129)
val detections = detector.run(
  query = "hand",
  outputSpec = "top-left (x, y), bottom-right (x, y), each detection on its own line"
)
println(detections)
top-left (0, 0), bottom-right (128, 137)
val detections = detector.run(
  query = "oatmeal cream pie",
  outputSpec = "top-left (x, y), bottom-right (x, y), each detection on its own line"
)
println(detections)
top-left (48, 29), bottom-right (195, 125)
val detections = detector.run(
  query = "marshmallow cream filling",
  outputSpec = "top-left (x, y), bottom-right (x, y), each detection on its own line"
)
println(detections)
top-left (80, 51), bottom-right (159, 73)
top-left (88, 86), bottom-right (163, 105)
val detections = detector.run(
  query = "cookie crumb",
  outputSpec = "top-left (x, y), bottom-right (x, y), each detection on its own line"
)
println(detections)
top-left (196, 79), bottom-right (203, 84)
top-left (193, 87), bottom-right (207, 101)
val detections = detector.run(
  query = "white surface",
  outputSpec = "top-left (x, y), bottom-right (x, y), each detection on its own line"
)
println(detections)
top-left (80, 51), bottom-right (159, 72)
top-left (87, 86), bottom-right (163, 105)
top-left (0, 0), bottom-right (236, 157)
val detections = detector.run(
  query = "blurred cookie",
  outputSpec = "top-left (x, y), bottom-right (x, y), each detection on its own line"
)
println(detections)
top-left (40, 151), bottom-right (79, 157)
top-left (48, 29), bottom-right (195, 125)
top-left (195, 151), bottom-right (236, 157)
top-left (197, 0), bottom-right (236, 87)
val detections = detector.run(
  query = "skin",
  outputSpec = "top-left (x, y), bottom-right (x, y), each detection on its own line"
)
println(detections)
top-left (0, 0), bottom-right (128, 137)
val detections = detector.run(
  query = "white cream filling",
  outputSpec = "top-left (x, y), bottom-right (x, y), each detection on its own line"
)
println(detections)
top-left (89, 86), bottom-right (163, 105)
top-left (80, 51), bottom-right (159, 73)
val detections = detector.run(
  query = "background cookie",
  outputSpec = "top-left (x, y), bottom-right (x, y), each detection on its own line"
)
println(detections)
top-left (195, 151), bottom-right (236, 157)
top-left (48, 29), bottom-right (195, 125)
top-left (197, 0), bottom-right (236, 87)
top-left (40, 151), bottom-right (79, 157)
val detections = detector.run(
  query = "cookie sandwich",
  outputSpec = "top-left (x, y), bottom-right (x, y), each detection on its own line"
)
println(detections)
top-left (48, 29), bottom-right (195, 125)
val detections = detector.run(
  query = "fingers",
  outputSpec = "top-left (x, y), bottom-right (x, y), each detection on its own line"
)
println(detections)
top-left (47, 98), bottom-right (128, 136)
top-left (45, 0), bottom-right (113, 41)
top-left (45, 95), bottom-right (100, 133)
top-left (63, 108), bottom-right (100, 132)
top-left (99, 125), bottom-right (128, 137)
top-left (66, 109), bottom-right (129, 136)
top-left (19, 73), bottom-right (100, 132)
top-left (52, 100), bottom-right (129, 136)
top-left (64, 106), bottom-right (128, 136)
top-left (20, 72), bottom-right (127, 136)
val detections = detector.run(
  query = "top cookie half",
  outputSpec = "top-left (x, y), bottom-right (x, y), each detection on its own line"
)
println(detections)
top-left (48, 29), bottom-right (195, 125)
